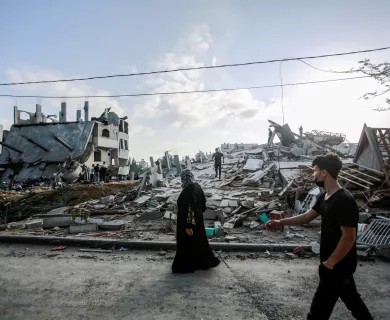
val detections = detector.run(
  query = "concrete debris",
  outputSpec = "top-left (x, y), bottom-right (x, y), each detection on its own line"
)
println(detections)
top-left (310, 241), bottom-right (320, 254)
top-left (69, 223), bottom-right (98, 234)
top-left (25, 219), bottom-right (43, 230)
top-left (1, 119), bottom-right (389, 256)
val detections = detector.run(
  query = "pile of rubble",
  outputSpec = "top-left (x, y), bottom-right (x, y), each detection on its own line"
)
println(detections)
top-left (0, 121), bottom-right (389, 258)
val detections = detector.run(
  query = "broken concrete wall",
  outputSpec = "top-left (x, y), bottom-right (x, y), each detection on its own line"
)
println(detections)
top-left (0, 121), bottom-right (94, 181)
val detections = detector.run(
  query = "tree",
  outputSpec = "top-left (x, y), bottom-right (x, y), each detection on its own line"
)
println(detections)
top-left (355, 59), bottom-right (390, 111)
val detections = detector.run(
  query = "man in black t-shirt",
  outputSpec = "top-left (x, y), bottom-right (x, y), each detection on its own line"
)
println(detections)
top-left (211, 148), bottom-right (224, 180)
top-left (266, 153), bottom-right (373, 320)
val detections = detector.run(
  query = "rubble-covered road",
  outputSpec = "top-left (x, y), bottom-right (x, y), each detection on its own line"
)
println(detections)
top-left (0, 244), bottom-right (389, 320)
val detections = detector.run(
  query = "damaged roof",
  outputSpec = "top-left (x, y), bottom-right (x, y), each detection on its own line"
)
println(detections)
top-left (0, 121), bottom-right (94, 164)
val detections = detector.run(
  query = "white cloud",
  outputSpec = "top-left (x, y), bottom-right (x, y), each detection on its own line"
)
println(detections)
top-left (2, 24), bottom-right (388, 162)
top-left (129, 124), bottom-right (156, 137)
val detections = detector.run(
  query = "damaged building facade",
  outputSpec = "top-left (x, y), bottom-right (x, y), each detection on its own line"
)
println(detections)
top-left (0, 103), bottom-right (130, 182)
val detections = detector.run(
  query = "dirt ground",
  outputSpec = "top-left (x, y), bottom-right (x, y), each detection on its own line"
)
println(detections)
top-left (0, 181), bottom-right (139, 222)
top-left (0, 244), bottom-right (389, 320)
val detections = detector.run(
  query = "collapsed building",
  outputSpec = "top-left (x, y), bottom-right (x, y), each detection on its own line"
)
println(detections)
top-left (0, 118), bottom-right (389, 258)
top-left (0, 103), bottom-right (130, 183)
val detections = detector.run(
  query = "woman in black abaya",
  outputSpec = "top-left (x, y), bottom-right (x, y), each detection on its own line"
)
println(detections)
top-left (172, 169), bottom-right (220, 273)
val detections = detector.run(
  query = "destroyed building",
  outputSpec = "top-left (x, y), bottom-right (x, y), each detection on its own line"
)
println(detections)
top-left (221, 143), bottom-right (259, 153)
top-left (0, 103), bottom-right (130, 182)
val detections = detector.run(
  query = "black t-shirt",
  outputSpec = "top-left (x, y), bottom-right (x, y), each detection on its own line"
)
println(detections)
top-left (312, 188), bottom-right (358, 274)
top-left (213, 152), bottom-right (223, 164)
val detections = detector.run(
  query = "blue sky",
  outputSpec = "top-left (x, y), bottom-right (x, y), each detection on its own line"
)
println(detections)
top-left (1, 0), bottom-right (389, 160)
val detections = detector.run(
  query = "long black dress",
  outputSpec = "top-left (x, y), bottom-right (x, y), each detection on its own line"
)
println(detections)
top-left (172, 182), bottom-right (220, 273)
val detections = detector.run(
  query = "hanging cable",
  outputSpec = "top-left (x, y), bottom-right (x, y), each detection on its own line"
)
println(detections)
top-left (0, 46), bottom-right (388, 86)
top-left (0, 75), bottom-right (371, 99)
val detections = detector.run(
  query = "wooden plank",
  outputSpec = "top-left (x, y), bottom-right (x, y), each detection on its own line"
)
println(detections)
top-left (354, 163), bottom-right (388, 177)
top-left (345, 168), bottom-right (383, 181)
top-left (340, 170), bottom-right (374, 185)
top-left (377, 129), bottom-right (390, 156)
top-left (338, 174), bottom-right (370, 189)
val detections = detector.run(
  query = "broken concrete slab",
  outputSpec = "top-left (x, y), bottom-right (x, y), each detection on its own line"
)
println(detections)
top-left (220, 199), bottom-right (230, 207)
top-left (228, 200), bottom-right (238, 207)
top-left (100, 195), bottom-right (115, 204)
top-left (134, 195), bottom-right (151, 204)
top-left (46, 207), bottom-right (71, 215)
top-left (163, 211), bottom-right (177, 220)
top-left (243, 159), bottom-right (263, 171)
top-left (43, 216), bottom-right (72, 229)
top-left (242, 163), bottom-right (275, 186)
top-left (138, 210), bottom-right (164, 221)
top-left (69, 223), bottom-right (98, 234)
top-left (241, 200), bottom-right (254, 209)
top-left (98, 220), bottom-right (125, 231)
top-left (25, 220), bottom-right (43, 230)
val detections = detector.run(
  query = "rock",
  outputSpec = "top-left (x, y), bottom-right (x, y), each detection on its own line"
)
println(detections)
top-left (92, 204), bottom-right (106, 210)
top-left (69, 223), bottom-right (98, 234)
top-left (138, 210), bottom-right (164, 221)
top-left (99, 220), bottom-right (126, 231)
top-left (163, 211), bottom-right (177, 220)
top-left (100, 195), bottom-right (115, 204)
top-left (25, 220), bottom-right (43, 230)
top-left (223, 207), bottom-right (232, 214)
top-left (43, 216), bottom-right (72, 228)
top-left (241, 201), bottom-right (254, 209)
top-left (159, 250), bottom-right (167, 256)
top-left (310, 241), bottom-right (320, 254)
top-left (250, 221), bottom-right (260, 229)
top-left (225, 236), bottom-right (239, 241)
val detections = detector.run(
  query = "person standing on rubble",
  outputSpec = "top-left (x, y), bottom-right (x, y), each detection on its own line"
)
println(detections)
top-left (299, 125), bottom-right (303, 137)
top-left (172, 169), bottom-right (220, 273)
top-left (94, 164), bottom-right (100, 183)
top-left (266, 153), bottom-right (373, 320)
top-left (100, 162), bottom-right (107, 183)
top-left (211, 148), bottom-right (224, 180)
top-left (90, 164), bottom-right (95, 183)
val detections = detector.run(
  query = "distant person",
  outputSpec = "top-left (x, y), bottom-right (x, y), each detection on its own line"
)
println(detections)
top-left (211, 148), bottom-right (224, 180)
top-left (299, 125), bottom-right (303, 137)
top-left (100, 162), bottom-right (107, 183)
top-left (266, 154), bottom-right (373, 320)
top-left (172, 169), bottom-right (220, 273)
top-left (90, 164), bottom-right (95, 183)
top-left (94, 164), bottom-right (100, 183)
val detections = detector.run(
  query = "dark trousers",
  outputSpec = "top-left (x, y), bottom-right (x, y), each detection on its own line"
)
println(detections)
top-left (90, 174), bottom-right (94, 183)
top-left (308, 264), bottom-right (373, 320)
top-left (215, 163), bottom-right (221, 178)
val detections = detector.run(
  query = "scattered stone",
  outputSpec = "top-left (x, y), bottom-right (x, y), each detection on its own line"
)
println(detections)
top-left (159, 250), bottom-right (167, 256)
top-left (69, 223), bottom-right (98, 234)
top-left (25, 219), bottom-right (43, 230)
top-left (138, 210), bottom-right (164, 221)
top-left (43, 216), bottom-right (72, 229)
top-left (225, 236), bottom-right (239, 241)
top-left (100, 195), bottom-right (115, 204)
top-left (163, 211), bottom-right (177, 220)
top-left (241, 200), bottom-right (254, 209)
top-left (310, 241), bottom-right (320, 254)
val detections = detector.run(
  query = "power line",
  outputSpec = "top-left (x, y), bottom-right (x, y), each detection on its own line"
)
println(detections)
top-left (0, 46), bottom-right (388, 86)
top-left (296, 59), bottom-right (352, 74)
top-left (0, 75), bottom-right (371, 99)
